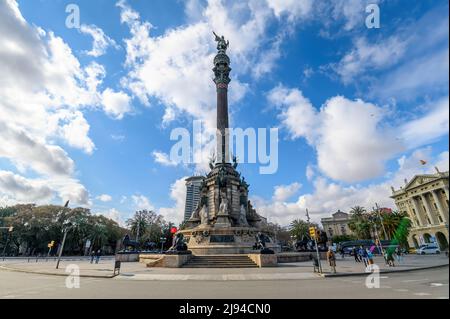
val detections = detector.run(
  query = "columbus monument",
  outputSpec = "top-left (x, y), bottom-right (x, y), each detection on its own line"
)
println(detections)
top-left (179, 33), bottom-right (279, 255)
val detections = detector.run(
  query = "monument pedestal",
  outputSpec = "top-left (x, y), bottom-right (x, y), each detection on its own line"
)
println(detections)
top-left (180, 226), bottom-right (280, 255)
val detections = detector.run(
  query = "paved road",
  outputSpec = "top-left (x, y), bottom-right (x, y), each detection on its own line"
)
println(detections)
top-left (0, 266), bottom-right (447, 299)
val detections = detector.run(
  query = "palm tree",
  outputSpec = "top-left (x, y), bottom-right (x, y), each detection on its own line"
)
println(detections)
top-left (348, 206), bottom-right (371, 239)
top-left (349, 206), bottom-right (366, 216)
top-left (289, 219), bottom-right (318, 240)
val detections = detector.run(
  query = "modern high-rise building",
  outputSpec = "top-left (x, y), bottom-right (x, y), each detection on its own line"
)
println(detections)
top-left (184, 176), bottom-right (205, 221)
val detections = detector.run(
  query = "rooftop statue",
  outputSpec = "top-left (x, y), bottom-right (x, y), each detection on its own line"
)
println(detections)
top-left (213, 31), bottom-right (229, 53)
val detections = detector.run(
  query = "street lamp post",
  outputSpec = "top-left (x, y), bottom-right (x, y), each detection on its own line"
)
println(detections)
top-left (55, 200), bottom-right (70, 269)
top-left (374, 203), bottom-right (389, 240)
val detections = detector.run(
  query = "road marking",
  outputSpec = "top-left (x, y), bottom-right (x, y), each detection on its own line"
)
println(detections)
top-left (437, 297), bottom-right (449, 299)
top-left (414, 292), bottom-right (431, 296)
top-left (403, 279), bottom-right (428, 283)
top-left (430, 283), bottom-right (445, 287)
top-left (394, 289), bottom-right (409, 292)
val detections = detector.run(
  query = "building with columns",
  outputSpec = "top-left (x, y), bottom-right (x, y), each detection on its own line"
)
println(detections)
top-left (391, 168), bottom-right (449, 250)
top-left (321, 210), bottom-right (354, 238)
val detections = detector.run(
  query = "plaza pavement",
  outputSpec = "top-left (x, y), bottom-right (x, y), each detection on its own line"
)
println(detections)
top-left (0, 254), bottom-right (448, 281)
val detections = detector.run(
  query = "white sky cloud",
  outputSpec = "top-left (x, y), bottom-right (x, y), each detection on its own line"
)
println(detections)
top-left (132, 194), bottom-right (155, 211)
top-left (101, 88), bottom-right (133, 120)
top-left (80, 24), bottom-right (119, 57)
top-left (96, 194), bottom-right (112, 202)
top-left (269, 86), bottom-right (404, 182)
top-left (253, 148), bottom-right (449, 226)
top-left (272, 182), bottom-right (301, 202)
top-left (152, 151), bottom-right (179, 167)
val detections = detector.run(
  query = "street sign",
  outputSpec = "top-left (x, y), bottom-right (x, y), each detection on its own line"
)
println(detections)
top-left (170, 227), bottom-right (177, 234)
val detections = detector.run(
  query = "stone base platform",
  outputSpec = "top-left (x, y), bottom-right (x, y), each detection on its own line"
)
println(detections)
top-left (179, 226), bottom-right (280, 255)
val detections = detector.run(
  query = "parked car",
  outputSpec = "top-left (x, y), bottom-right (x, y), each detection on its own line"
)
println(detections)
top-left (416, 245), bottom-right (440, 255)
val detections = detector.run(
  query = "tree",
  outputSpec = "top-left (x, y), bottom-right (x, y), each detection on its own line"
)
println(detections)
top-left (348, 206), bottom-right (372, 239)
top-left (126, 210), bottom-right (167, 246)
top-left (289, 219), bottom-right (319, 240)
top-left (331, 234), bottom-right (357, 243)
top-left (0, 204), bottom-right (126, 256)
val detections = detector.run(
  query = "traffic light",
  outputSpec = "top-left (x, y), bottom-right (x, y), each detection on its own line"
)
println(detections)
top-left (309, 227), bottom-right (317, 239)
top-left (8, 226), bottom-right (13, 232)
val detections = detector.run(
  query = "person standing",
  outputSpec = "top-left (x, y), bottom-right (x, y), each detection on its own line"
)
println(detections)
top-left (327, 248), bottom-right (337, 274)
top-left (95, 249), bottom-right (101, 264)
top-left (340, 247), bottom-right (345, 259)
top-left (90, 250), bottom-right (95, 264)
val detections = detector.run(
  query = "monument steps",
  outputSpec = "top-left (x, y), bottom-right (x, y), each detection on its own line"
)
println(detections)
top-left (183, 255), bottom-right (258, 268)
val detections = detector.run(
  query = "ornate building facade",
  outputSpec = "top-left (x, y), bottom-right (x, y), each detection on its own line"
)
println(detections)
top-left (321, 210), bottom-right (353, 238)
top-left (391, 168), bottom-right (449, 250)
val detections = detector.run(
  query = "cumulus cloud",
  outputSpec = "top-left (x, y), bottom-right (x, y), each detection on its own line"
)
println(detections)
top-left (0, 170), bottom-right (90, 206)
top-left (96, 194), bottom-right (112, 202)
top-left (132, 195), bottom-right (154, 211)
top-left (272, 182), bottom-right (301, 202)
top-left (0, 122), bottom-right (75, 177)
top-left (80, 24), bottom-right (119, 57)
top-left (101, 88), bottom-right (132, 120)
top-left (265, 0), bottom-right (313, 22)
top-left (0, 171), bottom-right (53, 203)
top-left (269, 85), bottom-right (403, 182)
top-left (152, 151), bottom-right (179, 167)
top-left (159, 177), bottom-right (188, 225)
top-left (253, 148), bottom-right (449, 226)
top-left (98, 208), bottom-right (124, 226)
top-left (116, 0), bottom-right (316, 129)
top-left (0, 0), bottom-right (116, 205)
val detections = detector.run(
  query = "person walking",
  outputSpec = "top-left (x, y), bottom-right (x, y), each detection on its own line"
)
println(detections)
top-left (95, 249), bottom-right (101, 264)
top-left (366, 248), bottom-right (374, 266)
top-left (395, 247), bottom-right (403, 263)
top-left (359, 246), bottom-right (368, 267)
top-left (340, 247), bottom-right (345, 259)
top-left (90, 250), bottom-right (95, 264)
top-left (352, 247), bottom-right (360, 262)
top-left (327, 248), bottom-right (337, 274)
top-left (385, 250), bottom-right (395, 267)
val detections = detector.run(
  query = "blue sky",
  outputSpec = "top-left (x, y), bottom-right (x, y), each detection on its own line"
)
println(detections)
top-left (0, 0), bottom-right (448, 226)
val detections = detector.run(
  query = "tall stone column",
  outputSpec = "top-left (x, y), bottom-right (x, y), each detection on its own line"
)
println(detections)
top-left (421, 194), bottom-right (438, 225)
top-left (404, 202), bottom-right (418, 227)
top-left (411, 197), bottom-right (426, 226)
top-left (444, 186), bottom-right (449, 201)
top-left (213, 37), bottom-right (231, 164)
top-left (432, 190), bottom-right (448, 223)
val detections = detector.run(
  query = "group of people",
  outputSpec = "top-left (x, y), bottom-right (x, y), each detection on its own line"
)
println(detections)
top-left (89, 249), bottom-right (102, 264)
top-left (325, 245), bottom-right (406, 274)
top-left (351, 245), bottom-right (404, 267)
top-left (351, 246), bottom-right (375, 267)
